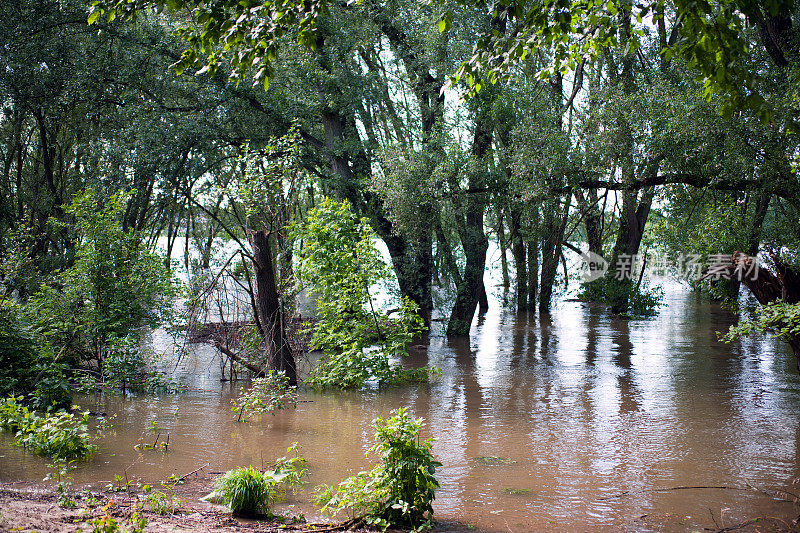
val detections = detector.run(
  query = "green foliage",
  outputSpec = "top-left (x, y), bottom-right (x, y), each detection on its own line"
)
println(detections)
top-left (89, 0), bottom-right (323, 91)
top-left (213, 445), bottom-right (307, 517)
top-left (0, 298), bottom-right (73, 410)
top-left (0, 397), bottom-right (97, 462)
top-left (86, 507), bottom-right (146, 533)
top-left (315, 408), bottom-right (441, 531)
top-left (103, 336), bottom-right (185, 394)
top-left (721, 301), bottom-right (800, 344)
top-left (29, 190), bottom-right (181, 382)
top-left (45, 462), bottom-right (78, 508)
top-left (0, 299), bottom-right (40, 397)
top-left (579, 277), bottom-right (664, 318)
top-left (446, 0), bottom-right (793, 126)
top-left (293, 199), bottom-right (431, 390)
top-left (138, 488), bottom-right (184, 515)
top-left (231, 371), bottom-right (298, 422)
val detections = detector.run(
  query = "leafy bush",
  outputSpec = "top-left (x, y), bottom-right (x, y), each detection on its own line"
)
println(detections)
top-left (721, 301), bottom-right (800, 343)
top-left (0, 300), bottom-right (38, 397)
top-left (293, 199), bottom-right (432, 390)
top-left (578, 276), bottom-right (664, 317)
top-left (103, 336), bottom-right (185, 394)
top-left (315, 408), bottom-right (441, 531)
top-left (0, 396), bottom-right (97, 461)
top-left (213, 444), bottom-right (307, 516)
top-left (28, 190), bottom-right (181, 379)
top-left (231, 371), bottom-right (297, 421)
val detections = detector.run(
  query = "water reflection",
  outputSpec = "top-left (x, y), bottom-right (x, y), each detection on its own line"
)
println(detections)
top-left (1, 282), bottom-right (799, 532)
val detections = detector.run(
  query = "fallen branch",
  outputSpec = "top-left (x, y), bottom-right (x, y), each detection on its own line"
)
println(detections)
top-left (302, 516), bottom-right (365, 532)
top-left (214, 341), bottom-right (266, 376)
top-left (599, 485), bottom-right (760, 502)
top-left (177, 463), bottom-right (209, 482)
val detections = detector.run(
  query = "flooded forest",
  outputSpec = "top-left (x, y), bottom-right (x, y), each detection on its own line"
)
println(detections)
top-left (2, 1), bottom-right (800, 532)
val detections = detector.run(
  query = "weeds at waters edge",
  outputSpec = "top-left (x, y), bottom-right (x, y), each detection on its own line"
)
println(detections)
top-left (207, 443), bottom-right (307, 517)
top-left (315, 408), bottom-right (441, 532)
top-left (0, 396), bottom-right (103, 461)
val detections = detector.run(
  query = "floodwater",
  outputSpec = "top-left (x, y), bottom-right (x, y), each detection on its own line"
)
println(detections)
top-left (2, 282), bottom-right (800, 532)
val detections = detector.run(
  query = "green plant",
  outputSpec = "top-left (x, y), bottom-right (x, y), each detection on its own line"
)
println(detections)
top-left (139, 489), bottom-right (184, 515)
top-left (45, 461), bottom-right (77, 508)
top-left (721, 301), bottom-right (800, 343)
top-left (578, 277), bottom-right (664, 317)
top-left (86, 505), bottom-right (146, 533)
top-left (293, 199), bottom-right (433, 390)
top-left (315, 408), bottom-right (441, 531)
top-left (213, 444), bottom-right (307, 517)
top-left (105, 474), bottom-right (134, 493)
top-left (0, 397), bottom-right (97, 461)
top-left (231, 371), bottom-right (298, 422)
top-left (27, 190), bottom-right (182, 384)
top-left (0, 300), bottom-right (39, 397)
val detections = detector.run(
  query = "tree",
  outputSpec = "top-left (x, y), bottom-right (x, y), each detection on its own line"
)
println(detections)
top-left (30, 190), bottom-right (179, 373)
top-left (443, 0), bottom-right (799, 128)
top-left (292, 198), bottom-right (429, 389)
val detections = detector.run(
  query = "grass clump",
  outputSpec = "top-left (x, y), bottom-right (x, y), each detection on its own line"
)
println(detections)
top-left (213, 444), bottom-right (307, 517)
top-left (315, 408), bottom-right (441, 531)
top-left (0, 396), bottom-right (97, 461)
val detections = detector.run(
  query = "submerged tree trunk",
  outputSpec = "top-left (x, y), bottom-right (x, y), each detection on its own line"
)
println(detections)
top-left (539, 196), bottom-right (571, 311)
top-left (250, 230), bottom-right (297, 385)
top-left (509, 206), bottom-right (528, 312)
top-left (446, 98), bottom-right (492, 336)
top-left (498, 211), bottom-right (510, 289)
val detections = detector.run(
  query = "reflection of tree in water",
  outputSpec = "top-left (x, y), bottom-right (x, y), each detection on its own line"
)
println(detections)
top-left (536, 312), bottom-right (558, 362)
top-left (583, 307), bottom-right (601, 366)
top-left (608, 316), bottom-right (641, 415)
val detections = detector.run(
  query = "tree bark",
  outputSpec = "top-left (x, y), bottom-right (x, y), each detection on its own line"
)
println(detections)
top-left (249, 230), bottom-right (297, 385)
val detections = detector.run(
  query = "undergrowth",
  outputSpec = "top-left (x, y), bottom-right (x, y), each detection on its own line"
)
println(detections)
top-left (213, 444), bottom-right (307, 516)
top-left (315, 408), bottom-right (440, 531)
top-left (231, 371), bottom-right (297, 421)
top-left (0, 396), bottom-right (99, 461)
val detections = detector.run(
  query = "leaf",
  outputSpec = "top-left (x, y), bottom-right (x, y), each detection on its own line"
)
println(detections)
top-left (87, 9), bottom-right (102, 25)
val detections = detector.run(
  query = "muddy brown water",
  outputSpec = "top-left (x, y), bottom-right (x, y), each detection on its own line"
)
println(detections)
top-left (2, 283), bottom-right (800, 532)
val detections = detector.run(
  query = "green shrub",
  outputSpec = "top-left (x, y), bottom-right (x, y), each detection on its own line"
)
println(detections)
top-left (578, 277), bottom-right (664, 317)
top-left (28, 190), bottom-right (181, 381)
top-left (721, 301), bottom-right (800, 343)
top-left (231, 371), bottom-right (297, 422)
top-left (0, 300), bottom-right (38, 397)
top-left (213, 444), bottom-right (307, 516)
top-left (315, 408), bottom-right (441, 531)
top-left (0, 396), bottom-right (97, 461)
top-left (293, 199), bottom-right (432, 390)
top-left (103, 336), bottom-right (185, 394)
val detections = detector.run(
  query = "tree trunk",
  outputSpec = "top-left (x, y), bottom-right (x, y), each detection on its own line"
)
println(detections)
top-left (446, 93), bottom-right (492, 336)
top-left (498, 212), bottom-right (510, 289)
top-left (249, 230), bottom-right (297, 385)
top-left (509, 207), bottom-right (528, 312)
top-left (539, 196), bottom-right (571, 311)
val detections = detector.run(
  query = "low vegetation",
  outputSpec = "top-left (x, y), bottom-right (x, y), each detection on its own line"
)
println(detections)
top-left (0, 396), bottom-right (98, 462)
top-left (231, 371), bottom-right (298, 422)
top-left (212, 444), bottom-right (307, 517)
top-left (315, 408), bottom-right (441, 531)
